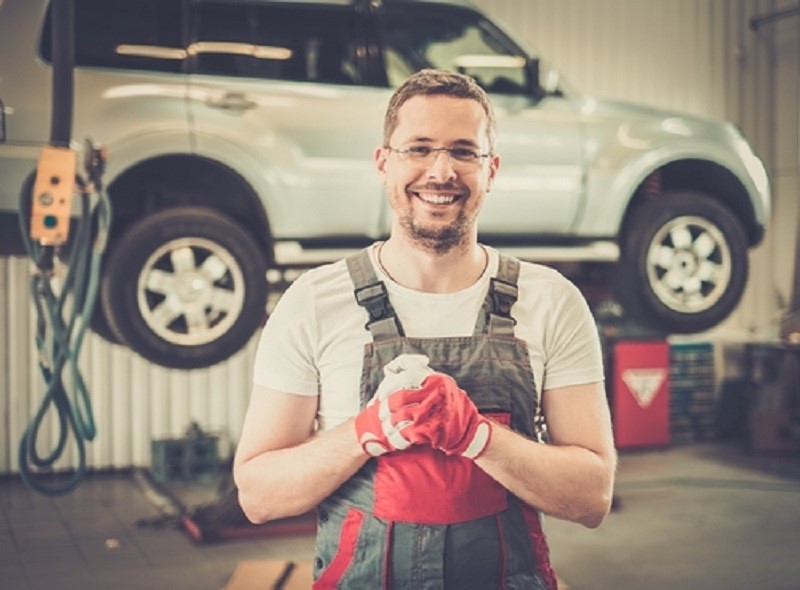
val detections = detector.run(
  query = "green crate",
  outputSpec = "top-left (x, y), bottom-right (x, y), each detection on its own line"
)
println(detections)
top-left (151, 436), bottom-right (219, 483)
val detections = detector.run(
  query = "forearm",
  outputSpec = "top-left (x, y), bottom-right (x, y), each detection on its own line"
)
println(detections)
top-left (475, 422), bottom-right (616, 528)
top-left (234, 419), bottom-right (368, 523)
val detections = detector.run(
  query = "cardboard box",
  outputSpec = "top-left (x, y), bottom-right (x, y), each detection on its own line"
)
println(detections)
top-left (223, 560), bottom-right (313, 590)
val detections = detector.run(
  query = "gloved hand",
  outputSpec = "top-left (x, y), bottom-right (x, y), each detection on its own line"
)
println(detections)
top-left (354, 354), bottom-right (434, 456)
top-left (411, 373), bottom-right (492, 459)
top-left (373, 354), bottom-right (434, 401)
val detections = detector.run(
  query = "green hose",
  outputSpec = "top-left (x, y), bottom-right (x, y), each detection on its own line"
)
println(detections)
top-left (17, 171), bottom-right (112, 495)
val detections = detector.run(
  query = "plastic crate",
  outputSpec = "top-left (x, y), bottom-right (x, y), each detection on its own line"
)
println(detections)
top-left (151, 436), bottom-right (219, 483)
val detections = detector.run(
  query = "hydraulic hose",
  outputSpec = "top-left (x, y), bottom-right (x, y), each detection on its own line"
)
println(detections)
top-left (18, 173), bottom-right (111, 495)
top-left (17, 0), bottom-right (111, 495)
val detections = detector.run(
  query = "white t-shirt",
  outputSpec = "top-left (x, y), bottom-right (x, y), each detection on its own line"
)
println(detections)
top-left (253, 244), bottom-right (604, 431)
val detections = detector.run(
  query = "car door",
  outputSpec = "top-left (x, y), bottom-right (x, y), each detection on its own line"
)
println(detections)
top-left (374, 2), bottom-right (584, 237)
top-left (186, 0), bottom-right (385, 243)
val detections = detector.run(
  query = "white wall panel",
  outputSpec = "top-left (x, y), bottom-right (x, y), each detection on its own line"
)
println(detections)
top-left (3, 1), bottom-right (799, 474)
top-left (760, 1), bottom-right (800, 316)
top-left (478, 0), bottom-right (729, 118)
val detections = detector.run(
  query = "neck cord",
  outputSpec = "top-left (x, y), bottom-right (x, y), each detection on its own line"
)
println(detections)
top-left (376, 241), bottom-right (489, 286)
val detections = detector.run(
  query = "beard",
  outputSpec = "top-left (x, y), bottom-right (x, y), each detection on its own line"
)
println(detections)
top-left (398, 209), bottom-right (472, 254)
top-left (390, 179), bottom-right (484, 254)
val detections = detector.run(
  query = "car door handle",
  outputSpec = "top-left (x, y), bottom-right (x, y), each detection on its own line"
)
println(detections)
top-left (205, 92), bottom-right (257, 112)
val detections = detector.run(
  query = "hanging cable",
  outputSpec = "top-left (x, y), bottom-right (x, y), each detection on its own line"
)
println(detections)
top-left (17, 147), bottom-right (111, 496)
top-left (17, 0), bottom-right (111, 495)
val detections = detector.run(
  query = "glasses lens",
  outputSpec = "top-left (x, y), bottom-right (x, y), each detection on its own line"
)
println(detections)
top-left (393, 146), bottom-right (484, 167)
top-left (448, 147), bottom-right (480, 162)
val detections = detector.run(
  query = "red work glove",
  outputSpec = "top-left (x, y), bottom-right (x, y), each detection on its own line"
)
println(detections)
top-left (411, 373), bottom-right (492, 459)
top-left (354, 354), bottom-right (434, 456)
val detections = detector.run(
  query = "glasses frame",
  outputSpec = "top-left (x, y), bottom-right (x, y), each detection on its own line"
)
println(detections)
top-left (384, 144), bottom-right (491, 167)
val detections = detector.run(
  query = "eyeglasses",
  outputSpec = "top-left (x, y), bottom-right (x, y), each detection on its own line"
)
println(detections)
top-left (384, 145), bottom-right (491, 167)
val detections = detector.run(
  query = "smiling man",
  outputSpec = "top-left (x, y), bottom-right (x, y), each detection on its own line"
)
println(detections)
top-left (379, 83), bottom-right (496, 259)
top-left (234, 69), bottom-right (617, 589)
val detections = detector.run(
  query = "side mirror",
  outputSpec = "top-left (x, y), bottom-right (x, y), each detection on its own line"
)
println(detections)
top-left (528, 58), bottom-right (564, 100)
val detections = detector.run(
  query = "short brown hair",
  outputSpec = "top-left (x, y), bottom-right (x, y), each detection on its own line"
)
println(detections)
top-left (383, 69), bottom-right (496, 153)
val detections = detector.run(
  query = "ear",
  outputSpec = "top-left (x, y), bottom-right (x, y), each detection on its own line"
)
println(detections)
top-left (486, 153), bottom-right (501, 192)
top-left (374, 146), bottom-right (389, 181)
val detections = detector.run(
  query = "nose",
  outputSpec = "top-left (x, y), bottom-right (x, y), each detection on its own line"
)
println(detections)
top-left (426, 149), bottom-right (457, 181)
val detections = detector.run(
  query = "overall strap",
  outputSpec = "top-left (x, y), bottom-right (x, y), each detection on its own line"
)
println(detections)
top-left (473, 254), bottom-right (549, 441)
top-left (474, 254), bottom-right (520, 337)
top-left (346, 248), bottom-right (404, 340)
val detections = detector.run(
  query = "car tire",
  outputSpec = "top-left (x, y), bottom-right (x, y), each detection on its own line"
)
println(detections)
top-left (100, 206), bottom-right (268, 369)
top-left (614, 190), bottom-right (749, 333)
top-left (89, 305), bottom-right (126, 345)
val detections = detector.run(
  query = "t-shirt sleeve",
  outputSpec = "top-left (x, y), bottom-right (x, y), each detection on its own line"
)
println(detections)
top-left (252, 273), bottom-right (319, 396)
top-left (541, 279), bottom-right (605, 391)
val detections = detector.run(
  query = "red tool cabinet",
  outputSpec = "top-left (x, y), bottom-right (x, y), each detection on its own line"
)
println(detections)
top-left (610, 340), bottom-right (670, 449)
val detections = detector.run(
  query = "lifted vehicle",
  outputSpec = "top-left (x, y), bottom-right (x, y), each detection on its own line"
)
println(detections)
top-left (0, 0), bottom-right (770, 369)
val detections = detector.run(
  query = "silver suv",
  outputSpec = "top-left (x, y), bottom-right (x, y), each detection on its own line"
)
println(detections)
top-left (0, 0), bottom-right (771, 369)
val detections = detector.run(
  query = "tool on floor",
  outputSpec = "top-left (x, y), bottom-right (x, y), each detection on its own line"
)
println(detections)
top-left (134, 454), bottom-right (316, 545)
top-left (17, 0), bottom-right (111, 496)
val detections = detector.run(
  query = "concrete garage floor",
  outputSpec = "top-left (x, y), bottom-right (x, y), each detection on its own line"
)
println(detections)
top-left (1, 442), bottom-right (799, 590)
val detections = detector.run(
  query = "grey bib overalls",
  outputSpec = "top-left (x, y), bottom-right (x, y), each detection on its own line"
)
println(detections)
top-left (312, 249), bottom-right (556, 590)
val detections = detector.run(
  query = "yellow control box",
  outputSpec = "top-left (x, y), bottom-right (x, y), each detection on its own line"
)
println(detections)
top-left (30, 145), bottom-right (77, 245)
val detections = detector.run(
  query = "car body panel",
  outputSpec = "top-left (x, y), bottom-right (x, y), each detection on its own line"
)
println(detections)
top-left (481, 93), bottom-right (584, 234)
top-left (575, 99), bottom-right (770, 236)
top-left (71, 71), bottom-right (192, 178)
top-left (188, 77), bottom-right (387, 239)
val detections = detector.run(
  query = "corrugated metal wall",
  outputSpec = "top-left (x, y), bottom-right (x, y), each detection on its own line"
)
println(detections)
top-left (2, 0), bottom-right (798, 474)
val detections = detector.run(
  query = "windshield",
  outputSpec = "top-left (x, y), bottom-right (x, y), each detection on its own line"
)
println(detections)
top-left (378, 3), bottom-right (531, 95)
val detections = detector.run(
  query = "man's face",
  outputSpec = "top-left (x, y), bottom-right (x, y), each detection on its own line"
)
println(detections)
top-left (375, 95), bottom-right (500, 253)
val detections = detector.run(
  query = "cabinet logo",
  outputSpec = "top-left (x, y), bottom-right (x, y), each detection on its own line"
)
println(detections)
top-left (621, 368), bottom-right (667, 408)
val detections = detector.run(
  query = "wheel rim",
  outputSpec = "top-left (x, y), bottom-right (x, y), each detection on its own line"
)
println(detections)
top-left (136, 237), bottom-right (246, 347)
top-left (646, 215), bottom-right (732, 314)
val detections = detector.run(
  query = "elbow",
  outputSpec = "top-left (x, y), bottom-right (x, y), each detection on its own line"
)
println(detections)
top-left (577, 498), bottom-right (611, 528)
top-left (579, 515), bottom-right (605, 529)
top-left (579, 451), bottom-right (616, 528)
top-left (233, 464), bottom-right (272, 524)
top-left (577, 481), bottom-right (615, 529)
top-left (237, 488), bottom-right (271, 525)
top-left (547, 485), bottom-right (613, 528)
top-left (234, 463), bottom-right (310, 524)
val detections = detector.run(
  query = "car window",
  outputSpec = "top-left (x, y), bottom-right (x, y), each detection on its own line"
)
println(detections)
top-left (40, 0), bottom-right (184, 74)
top-left (377, 3), bottom-right (528, 94)
top-left (191, 2), bottom-right (362, 85)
